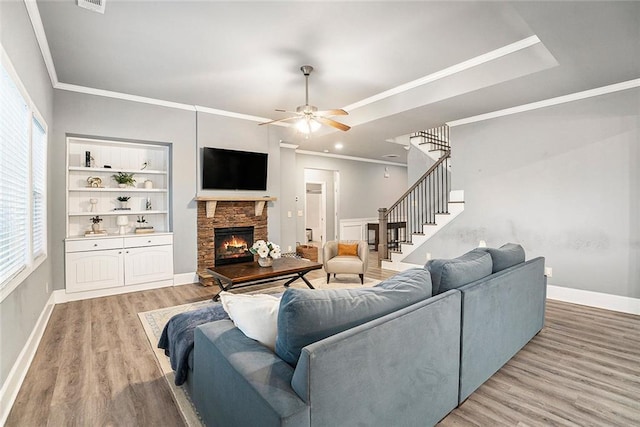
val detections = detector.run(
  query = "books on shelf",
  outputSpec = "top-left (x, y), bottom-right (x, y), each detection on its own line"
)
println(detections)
top-left (135, 227), bottom-right (155, 234)
top-left (84, 230), bottom-right (108, 237)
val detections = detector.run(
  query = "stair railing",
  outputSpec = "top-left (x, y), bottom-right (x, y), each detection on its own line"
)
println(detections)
top-left (378, 125), bottom-right (450, 264)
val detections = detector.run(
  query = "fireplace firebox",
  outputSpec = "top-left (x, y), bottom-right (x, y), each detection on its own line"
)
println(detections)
top-left (214, 226), bottom-right (254, 266)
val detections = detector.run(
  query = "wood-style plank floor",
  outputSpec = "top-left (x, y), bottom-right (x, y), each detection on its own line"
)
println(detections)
top-left (6, 253), bottom-right (640, 426)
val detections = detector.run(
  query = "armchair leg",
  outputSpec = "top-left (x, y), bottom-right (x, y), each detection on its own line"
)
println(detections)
top-left (326, 273), bottom-right (330, 284)
top-left (359, 274), bottom-right (364, 284)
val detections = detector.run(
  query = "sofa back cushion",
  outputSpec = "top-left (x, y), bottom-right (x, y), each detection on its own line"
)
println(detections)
top-left (275, 268), bottom-right (432, 366)
top-left (426, 249), bottom-right (493, 294)
top-left (481, 243), bottom-right (526, 273)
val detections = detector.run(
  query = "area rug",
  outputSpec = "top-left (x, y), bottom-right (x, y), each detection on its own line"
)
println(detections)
top-left (138, 276), bottom-right (380, 426)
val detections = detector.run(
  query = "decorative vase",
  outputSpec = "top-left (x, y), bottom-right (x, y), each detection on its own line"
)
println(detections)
top-left (91, 223), bottom-right (101, 233)
top-left (118, 183), bottom-right (127, 188)
top-left (257, 256), bottom-right (273, 267)
top-left (120, 201), bottom-right (128, 209)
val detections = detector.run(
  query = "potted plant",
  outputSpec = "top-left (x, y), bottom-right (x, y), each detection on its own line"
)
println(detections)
top-left (249, 240), bottom-right (281, 267)
top-left (112, 172), bottom-right (136, 188)
top-left (90, 215), bottom-right (103, 232)
top-left (136, 215), bottom-right (147, 228)
top-left (116, 196), bottom-right (130, 209)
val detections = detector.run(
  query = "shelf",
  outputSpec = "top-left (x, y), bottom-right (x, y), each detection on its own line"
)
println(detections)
top-left (194, 196), bottom-right (277, 218)
top-left (66, 231), bottom-right (172, 241)
top-left (69, 166), bottom-right (166, 175)
top-left (69, 210), bottom-right (168, 216)
top-left (69, 188), bottom-right (167, 193)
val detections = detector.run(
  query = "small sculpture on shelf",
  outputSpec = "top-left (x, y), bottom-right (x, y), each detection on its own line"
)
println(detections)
top-left (145, 197), bottom-right (152, 210)
top-left (116, 196), bottom-right (131, 210)
top-left (112, 172), bottom-right (136, 188)
top-left (89, 198), bottom-right (98, 212)
top-left (87, 176), bottom-right (102, 188)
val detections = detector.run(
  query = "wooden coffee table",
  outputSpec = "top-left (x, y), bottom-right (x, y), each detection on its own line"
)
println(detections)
top-left (207, 257), bottom-right (323, 299)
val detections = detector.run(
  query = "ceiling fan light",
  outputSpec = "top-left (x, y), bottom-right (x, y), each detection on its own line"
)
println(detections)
top-left (296, 117), bottom-right (321, 134)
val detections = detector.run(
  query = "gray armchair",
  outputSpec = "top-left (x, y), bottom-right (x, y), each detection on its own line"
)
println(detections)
top-left (322, 240), bottom-right (369, 284)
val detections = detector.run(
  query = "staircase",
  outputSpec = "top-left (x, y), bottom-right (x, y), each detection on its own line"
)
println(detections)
top-left (379, 125), bottom-right (465, 271)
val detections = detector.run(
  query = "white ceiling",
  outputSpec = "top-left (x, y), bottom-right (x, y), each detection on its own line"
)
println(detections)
top-left (35, 1), bottom-right (640, 162)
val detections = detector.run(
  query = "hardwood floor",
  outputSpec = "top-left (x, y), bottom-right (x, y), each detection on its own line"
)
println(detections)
top-left (6, 254), bottom-right (640, 426)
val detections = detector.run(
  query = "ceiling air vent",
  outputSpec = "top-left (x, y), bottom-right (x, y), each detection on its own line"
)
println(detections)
top-left (77, 0), bottom-right (106, 14)
top-left (382, 154), bottom-right (400, 158)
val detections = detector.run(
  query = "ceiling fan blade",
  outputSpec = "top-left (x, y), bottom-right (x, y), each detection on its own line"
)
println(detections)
top-left (315, 109), bottom-right (348, 117)
top-left (258, 116), bottom-right (299, 126)
top-left (275, 109), bottom-right (301, 114)
top-left (315, 116), bottom-right (351, 132)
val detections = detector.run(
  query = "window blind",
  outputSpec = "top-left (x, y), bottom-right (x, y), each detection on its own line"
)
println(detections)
top-left (0, 65), bottom-right (30, 286)
top-left (32, 117), bottom-right (47, 258)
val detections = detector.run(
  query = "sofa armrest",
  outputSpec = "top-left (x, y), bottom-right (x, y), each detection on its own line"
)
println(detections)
top-left (291, 290), bottom-right (461, 427)
top-left (192, 320), bottom-right (309, 427)
top-left (457, 257), bottom-right (546, 402)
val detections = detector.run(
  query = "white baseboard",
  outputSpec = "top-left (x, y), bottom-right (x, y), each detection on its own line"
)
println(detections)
top-left (0, 292), bottom-right (55, 426)
top-left (173, 272), bottom-right (198, 285)
top-left (53, 279), bottom-right (174, 303)
top-left (547, 285), bottom-right (640, 315)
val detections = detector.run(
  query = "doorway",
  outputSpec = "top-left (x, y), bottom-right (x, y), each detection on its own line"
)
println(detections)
top-left (304, 168), bottom-right (339, 248)
top-left (305, 182), bottom-right (326, 247)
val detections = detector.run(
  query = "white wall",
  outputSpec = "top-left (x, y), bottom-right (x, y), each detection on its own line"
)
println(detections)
top-left (405, 88), bottom-right (640, 299)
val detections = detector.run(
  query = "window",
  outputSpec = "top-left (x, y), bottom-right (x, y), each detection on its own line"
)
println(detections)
top-left (0, 54), bottom-right (48, 301)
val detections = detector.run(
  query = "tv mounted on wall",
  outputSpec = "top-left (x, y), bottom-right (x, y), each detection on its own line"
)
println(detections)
top-left (202, 147), bottom-right (268, 191)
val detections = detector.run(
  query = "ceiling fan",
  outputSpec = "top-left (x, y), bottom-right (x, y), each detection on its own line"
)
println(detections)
top-left (260, 65), bottom-right (351, 134)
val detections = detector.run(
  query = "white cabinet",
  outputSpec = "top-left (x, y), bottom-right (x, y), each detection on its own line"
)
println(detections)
top-left (124, 245), bottom-right (173, 286)
top-left (64, 136), bottom-right (174, 295)
top-left (65, 234), bottom-right (174, 293)
top-left (65, 248), bottom-right (124, 292)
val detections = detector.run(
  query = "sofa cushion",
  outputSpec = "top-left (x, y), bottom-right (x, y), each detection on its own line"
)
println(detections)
top-left (275, 268), bottom-right (432, 366)
top-left (426, 249), bottom-right (492, 294)
top-left (481, 243), bottom-right (526, 273)
top-left (219, 292), bottom-right (281, 351)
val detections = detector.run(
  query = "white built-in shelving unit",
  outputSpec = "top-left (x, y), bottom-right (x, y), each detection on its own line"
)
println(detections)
top-left (65, 137), bottom-right (174, 295)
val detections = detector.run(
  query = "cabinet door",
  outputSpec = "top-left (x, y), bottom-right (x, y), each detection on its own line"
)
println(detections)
top-left (124, 245), bottom-right (174, 286)
top-left (66, 249), bottom-right (124, 293)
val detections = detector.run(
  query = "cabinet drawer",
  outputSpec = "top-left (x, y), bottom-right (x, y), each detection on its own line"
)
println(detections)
top-left (66, 238), bottom-right (123, 253)
top-left (125, 234), bottom-right (173, 248)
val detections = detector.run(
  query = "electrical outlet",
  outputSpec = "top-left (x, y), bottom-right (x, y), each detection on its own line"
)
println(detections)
top-left (545, 267), bottom-right (553, 277)
top-left (287, 211), bottom-right (292, 218)
top-left (288, 246), bottom-right (292, 252)
top-left (45, 281), bottom-right (49, 293)
top-left (297, 210), bottom-right (303, 217)
top-left (426, 252), bottom-right (432, 261)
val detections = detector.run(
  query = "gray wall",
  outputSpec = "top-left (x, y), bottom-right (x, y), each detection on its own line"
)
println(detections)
top-left (291, 154), bottom-right (407, 245)
top-left (52, 91), bottom-right (198, 288)
top-left (407, 144), bottom-right (434, 185)
top-left (405, 89), bottom-right (640, 299)
top-left (0, 1), bottom-right (55, 390)
top-left (195, 112), bottom-right (286, 242)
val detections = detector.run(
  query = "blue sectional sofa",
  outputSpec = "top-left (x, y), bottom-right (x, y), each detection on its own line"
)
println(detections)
top-left (185, 243), bottom-right (546, 426)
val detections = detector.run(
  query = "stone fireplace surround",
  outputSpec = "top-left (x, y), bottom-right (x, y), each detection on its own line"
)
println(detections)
top-left (196, 197), bottom-right (276, 286)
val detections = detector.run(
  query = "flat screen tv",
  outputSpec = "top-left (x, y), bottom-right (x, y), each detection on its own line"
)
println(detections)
top-left (202, 147), bottom-right (268, 191)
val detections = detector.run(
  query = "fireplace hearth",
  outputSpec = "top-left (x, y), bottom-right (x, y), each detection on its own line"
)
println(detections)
top-left (215, 226), bottom-right (254, 266)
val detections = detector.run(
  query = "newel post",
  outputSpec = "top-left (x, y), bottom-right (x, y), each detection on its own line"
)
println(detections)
top-left (378, 208), bottom-right (388, 267)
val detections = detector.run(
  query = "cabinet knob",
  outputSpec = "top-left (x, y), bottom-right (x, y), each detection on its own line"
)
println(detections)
top-left (119, 251), bottom-right (122, 254)
top-left (126, 250), bottom-right (129, 254)
top-left (148, 240), bottom-right (151, 243)
top-left (94, 244), bottom-right (98, 247)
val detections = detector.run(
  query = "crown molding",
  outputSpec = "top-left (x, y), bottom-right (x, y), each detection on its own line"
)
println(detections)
top-left (24, 0), bottom-right (58, 86)
top-left (295, 149), bottom-right (407, 167)
top-left (279, 142), bottom-right (299, 150)
top-left (342, 35), bottom-right (541, 112)
top-left (448, 78), bottom-right (640, 127)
